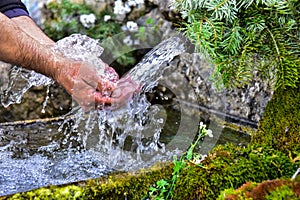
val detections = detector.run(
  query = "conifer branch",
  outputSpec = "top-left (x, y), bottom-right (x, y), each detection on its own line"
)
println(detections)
top-left (174, 0), bottom-right (300, 89)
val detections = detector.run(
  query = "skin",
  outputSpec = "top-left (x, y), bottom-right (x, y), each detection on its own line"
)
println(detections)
top-left (0, 13), bottom-right (139, 110)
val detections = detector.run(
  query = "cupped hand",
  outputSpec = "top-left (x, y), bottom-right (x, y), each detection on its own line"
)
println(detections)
top-left (109, 75), bottom-right (141, 109)
top-left (55, 60), bottom-right (119, 111)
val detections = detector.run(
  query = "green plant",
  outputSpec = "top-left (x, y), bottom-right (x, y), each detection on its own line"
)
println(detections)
top-left (173, 0), bottom-right (300, 89)
top-left (42, 0), bottom-right (150, 69)
top-left (42, 0), bottom-right (121, 42)
top-left (147, 123), bottom-right (210, 199)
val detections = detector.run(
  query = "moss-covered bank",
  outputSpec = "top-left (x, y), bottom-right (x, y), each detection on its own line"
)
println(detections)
top-left (2, 163), bottom-right (174, 200)
top-left (252, 85), bottom-right (300, 154)
top-left (2, 144), bottom-right (297, 200)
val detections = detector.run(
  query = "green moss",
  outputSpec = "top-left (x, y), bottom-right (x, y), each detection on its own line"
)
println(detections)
top-left (218, 179), bottom-right (300, 200)
top-left (266, 185), bottom-right (298, 200)
top-left (218, 185), bottom-right (255, 200)
top-left (253, 85), bottom-right (300, 154)
top-left (172, 144), bottom-right (297, 199)
top-left (9, 185), bottom-right (84, 200)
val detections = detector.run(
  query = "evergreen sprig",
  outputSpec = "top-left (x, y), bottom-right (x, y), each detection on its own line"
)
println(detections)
top-left (174, 0), bottom-right (300, 89)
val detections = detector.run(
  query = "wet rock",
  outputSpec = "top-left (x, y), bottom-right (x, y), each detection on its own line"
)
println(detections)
top-left (127, 5), bottom-right (147, 21)
top-left (0, 64), bottom-right (71, 122)
top-left (147, 0), bottom-right (181, 22)
top-left (164, 53), bottom-right (274, 123)
top-left (136, 8), bottom-right (174, 40)
top-left (0, 83), bottom-right (72, 123)
top-left (84, 0), bottom-right (112, 15)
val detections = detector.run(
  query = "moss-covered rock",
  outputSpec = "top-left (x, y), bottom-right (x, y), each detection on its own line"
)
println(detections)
top-left (172, 144), bottom-right (297, 199)
top-left (218, 179), bottom-right (300, 200)
top-left (252, 85), bottom-right (300, 154)
top-left (3, 144), bottom-right (297, 200)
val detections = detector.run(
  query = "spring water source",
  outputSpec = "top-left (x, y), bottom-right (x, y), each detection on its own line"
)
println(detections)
top-left (0, 33), bottom-right (209, 196)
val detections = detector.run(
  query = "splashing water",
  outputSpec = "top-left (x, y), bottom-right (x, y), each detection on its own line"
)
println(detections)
top-left (0, 33), bottom-right (197, 195)
top-left (55, 33), bottom-right (192, 170)
top-left (127, 34), bottom-right (190, 91)
top-left (0, 67), bottom-right (53, 108)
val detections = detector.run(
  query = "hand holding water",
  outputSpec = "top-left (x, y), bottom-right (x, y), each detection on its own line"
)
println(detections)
top-left (56, 59), bottom-right (139, 110)
top-left (56, 60), bottom-right (119, 111)
top-left (110, 75), bottom-right (140, 109)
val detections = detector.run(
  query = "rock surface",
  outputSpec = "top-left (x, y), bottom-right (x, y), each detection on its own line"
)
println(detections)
top-left (165, 53), bottom-right (274, 123)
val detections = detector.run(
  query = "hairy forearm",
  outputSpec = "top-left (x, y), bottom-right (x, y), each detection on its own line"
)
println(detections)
top-left (0, 13), bottom-right (59, 80)
top-left (11, 16), bottom-right (54, 46)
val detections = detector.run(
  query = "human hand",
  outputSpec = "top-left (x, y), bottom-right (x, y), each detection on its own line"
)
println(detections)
top-left (55, 60), bottom-right (119, 111)
top-left (109, 75), bottom-right (140, 109)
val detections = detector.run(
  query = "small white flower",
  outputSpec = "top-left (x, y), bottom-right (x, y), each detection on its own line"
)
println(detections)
top-left (80, 13), bottom-right (96, 28)
top-left (192, 154), bottom-right (207, 165)
top-left (199, 121), bottom-right (206, 129)
top-left (114, 0), bottom-right (132, 15)
top-left (127, 21), bottom-right (138, 32)
top-left (114, 0), bottom-right (123, 8)
top-left (135, 0), bottom-right (145, 6)
top-left (207, 129), bottom-right (213, 138)
top-left (126, 21), bottom-right (139, 32)
top-left (124, 3), bottom-right (132, 13)
top-left (103, 15), bottom-right (111, 22)
top-left (123, 35), bottom-right (133, 46)
top-left (127, 0), bottom-right (137, 7)
top-left (134, 39), bottom-right (141, 45)
top-left (114, 0), bottom-right (126, 15)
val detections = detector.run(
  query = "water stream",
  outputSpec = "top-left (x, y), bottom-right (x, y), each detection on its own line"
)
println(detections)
top-left (0, 33), bottom-right (250, 196)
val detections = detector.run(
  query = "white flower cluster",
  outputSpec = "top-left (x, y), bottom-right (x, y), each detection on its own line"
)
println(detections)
top-left (80, 13), bottom-right (96, 28)
top-left (123, 35), bottom-right (140, 46)
top-left (199, 121), bottom-right (213, 138)
top-left (126, 21), bottom-right (139, 32)
top-left (122, 21), bottom-right (140, 46)
top-left (113, 0), bottom-right (145, 15)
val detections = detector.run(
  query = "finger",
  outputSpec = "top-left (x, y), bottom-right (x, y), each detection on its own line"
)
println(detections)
top-left (94, 92), bottom-right (113, 105)
top-left (82, 77), bottom-right (98, 89)
top-left (96, 79), bottom-right (116, 93)
top-left (111, 88), bottom-right (122, 98)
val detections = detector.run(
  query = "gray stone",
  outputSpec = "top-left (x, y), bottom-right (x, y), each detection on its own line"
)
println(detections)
top-left (164, 53), bottom-right (274, 123)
